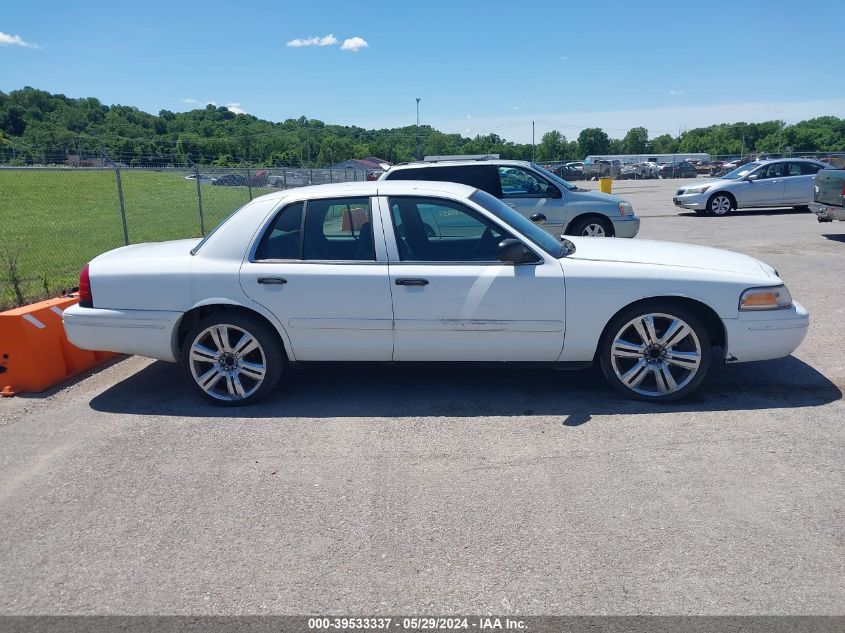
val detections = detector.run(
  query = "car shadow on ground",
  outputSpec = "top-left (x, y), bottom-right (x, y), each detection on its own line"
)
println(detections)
top-left (822, 233), bottom-right (845, 243)
top-left (678, 208), bottom-right (811, 218)
top-left (89, 355), bottom-right (841, 423)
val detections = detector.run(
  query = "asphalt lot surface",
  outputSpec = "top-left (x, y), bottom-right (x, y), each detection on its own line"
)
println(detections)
top-left (1, 178), bottom-right (843, 615)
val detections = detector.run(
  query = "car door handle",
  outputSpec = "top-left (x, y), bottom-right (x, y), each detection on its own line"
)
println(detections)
top-left (395, 278), bottom-right (429, 286)
top-left (257, 277), bottom-right (287, 285)
top-left (505, 202), bottom-right (517, 208)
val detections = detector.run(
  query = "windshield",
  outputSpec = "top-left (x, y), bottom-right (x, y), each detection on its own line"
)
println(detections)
top-left (530, 163), bottom-right (577, 191)
top-left (470, 189), bottom-right (565, 258)
top-left (721, 162), bottom-right (761, 180)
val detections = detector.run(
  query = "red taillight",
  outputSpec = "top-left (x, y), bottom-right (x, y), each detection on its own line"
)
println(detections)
top-left (78, 263), bottom-right (93, 308)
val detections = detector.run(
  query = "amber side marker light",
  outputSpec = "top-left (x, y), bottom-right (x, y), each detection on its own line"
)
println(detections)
top-left (739, 285), bottom-right (792, 311)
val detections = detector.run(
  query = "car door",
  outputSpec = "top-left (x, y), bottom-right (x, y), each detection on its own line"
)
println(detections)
top-left (379, 194), bottom-right (566, 361)
top-left (739, 163), bottom-right (786, 207)
top-left (496, 165), bottom-right (566, 234)
top-left (782, 162), bottom-right (819, 204)
top-left (240, 196), bottom-right (394, 361)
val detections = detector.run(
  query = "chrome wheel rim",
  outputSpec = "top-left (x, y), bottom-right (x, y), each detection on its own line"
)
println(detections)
top-left (610, 313), bottom-right (702, 397)
top-left (188, 324), bottom-right (266, 401)
top-left (711, 196), bottom-right (732, 215)
top-left (581, 223), bottom-right (607, 237)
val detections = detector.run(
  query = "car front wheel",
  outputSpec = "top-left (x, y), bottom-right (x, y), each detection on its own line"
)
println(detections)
top-left (569, 216), bottom-right (614, 237)
top-left (707, 193), bottom-right (734, 215)
top-left (182, 312), bottom-right (283, 405)
top-left (599, 303), bottom-right (712, 402)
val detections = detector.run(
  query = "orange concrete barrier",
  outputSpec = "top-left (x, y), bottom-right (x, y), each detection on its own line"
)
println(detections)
top-left (0, 296), bottom-right (118, 396)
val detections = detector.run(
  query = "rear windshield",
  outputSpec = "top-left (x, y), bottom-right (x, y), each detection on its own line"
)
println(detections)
top-left (386, 164), bottom-right (502, 197)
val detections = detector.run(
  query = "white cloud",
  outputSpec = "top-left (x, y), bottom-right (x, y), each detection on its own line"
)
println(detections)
top-left (286, 34), bottom-right (338, 48)
top-left (0, 31), bottom-right (39, 48)
top-left (341, 36), bottom-right (368, 52)
top-left (226, 102), bottom-right (247, 115)
top-left (669, 90), bottom-right (687, 96)
top-left (180, 98), bottom-right (199, 104)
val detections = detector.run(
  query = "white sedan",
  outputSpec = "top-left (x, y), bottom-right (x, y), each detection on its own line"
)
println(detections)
top-left (63, 181), bottom-right (809, 405)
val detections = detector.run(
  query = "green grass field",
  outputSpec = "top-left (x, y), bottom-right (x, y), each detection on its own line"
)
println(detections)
top-left (0, 170), bottom-right (260, 308)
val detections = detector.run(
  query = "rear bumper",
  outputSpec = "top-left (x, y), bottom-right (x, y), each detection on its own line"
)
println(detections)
top-left (812, 203), bottom-right (845, 222)
top-left (611, 216), bottom-right (640, 238)
top-left (723, 301), bottom-right (809, 363)
top-left (63, 304), bottom-right (182, 362)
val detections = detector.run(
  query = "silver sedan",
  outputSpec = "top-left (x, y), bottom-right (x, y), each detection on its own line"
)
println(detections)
top-left (672, 158), bottom-right (830, 215)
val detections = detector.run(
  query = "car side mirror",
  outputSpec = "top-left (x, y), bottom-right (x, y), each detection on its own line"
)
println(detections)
top-left (530, 212), bottom-right (547, 225)
top-left (497, 239), bottom-right (536, 264)
top-left (545, 185), bottom-right (562, 198)
top-left (745, 174), bottom-right (759, 182)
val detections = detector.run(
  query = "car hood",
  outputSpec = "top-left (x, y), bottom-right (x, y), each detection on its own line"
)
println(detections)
top-left (565, 237), bottom-right (776, 278)
top-left (677, 178), bottom-right (725, 191)
top-left (568, 188), bottom-right (625, 204)
top-left (94, 238), bottom-right (202, 262)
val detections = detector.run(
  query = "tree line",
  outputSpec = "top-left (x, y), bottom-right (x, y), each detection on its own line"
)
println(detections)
top-left (1, 87), bottom-right (844, 167)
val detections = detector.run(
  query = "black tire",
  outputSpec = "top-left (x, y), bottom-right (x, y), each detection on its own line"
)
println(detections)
top-left (706, 192), bottom-right (735, 216)
top-left (568, 215), bottom-right (614, 237)
top-left (181, 311), bottom-right (283, 406)
top-left (598, 301), bottom-right (712, 402)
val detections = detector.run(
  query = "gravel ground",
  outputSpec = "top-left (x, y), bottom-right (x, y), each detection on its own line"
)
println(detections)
top-left (1, 178), bottom-right (843, 615)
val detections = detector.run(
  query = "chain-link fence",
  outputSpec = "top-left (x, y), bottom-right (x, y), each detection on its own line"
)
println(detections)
top-left (0, 164), bottom-right (380, 309)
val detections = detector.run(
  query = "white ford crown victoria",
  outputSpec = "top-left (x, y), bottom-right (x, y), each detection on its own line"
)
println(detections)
top-left (63, 181), bottom-right (809, 405)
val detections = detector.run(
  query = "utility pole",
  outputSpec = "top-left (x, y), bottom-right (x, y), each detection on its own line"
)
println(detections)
top-left (416, 98), bottom-right (421, 126)
top-left (532, 121), bottom-right (535, 162)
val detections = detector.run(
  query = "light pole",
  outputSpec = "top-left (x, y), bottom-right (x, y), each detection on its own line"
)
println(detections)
top-left (416, 98), bottom-right (421, 126)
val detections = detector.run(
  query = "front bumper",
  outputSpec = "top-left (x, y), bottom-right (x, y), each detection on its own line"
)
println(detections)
top-left (723, 301), bottom-right (809, 363)
top-left (610, 215), bottom-right (640, 238)
top-left (63, 304), bottom-right (183, 362)
top-left (673, 191), bottom-right (709, 210)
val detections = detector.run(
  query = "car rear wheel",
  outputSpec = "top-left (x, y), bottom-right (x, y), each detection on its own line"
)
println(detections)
top-left (707, 193), bottom-right (734, 215)
top-left (182, 312), bottom-right (283, 406)
top-left (569, 216), bottom-right (614, 237)
top-left (599, 303), bottom-right (712, 402)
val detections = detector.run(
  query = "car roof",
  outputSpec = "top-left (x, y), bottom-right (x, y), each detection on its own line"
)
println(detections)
top-left (250, 179), bottom-right (479, 203)
top-left (387, 159), bottom-right (532, 170)
top-left (754, 158), bottom-right (826, 165)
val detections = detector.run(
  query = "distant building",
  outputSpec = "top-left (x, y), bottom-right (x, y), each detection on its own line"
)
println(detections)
top-left (329, 156), bottom-right (390, 171)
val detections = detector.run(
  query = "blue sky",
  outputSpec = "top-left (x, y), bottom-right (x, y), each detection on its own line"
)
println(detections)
top-left (2, 0), bottom-right (844, 142)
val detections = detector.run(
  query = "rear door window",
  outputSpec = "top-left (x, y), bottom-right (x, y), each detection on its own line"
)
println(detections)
top-left (386, 165), bottom-right (502, 197)
top-left (302, 197), bottom-right (375, 261)
top-left (254, 202), bottom-right (304, 260)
